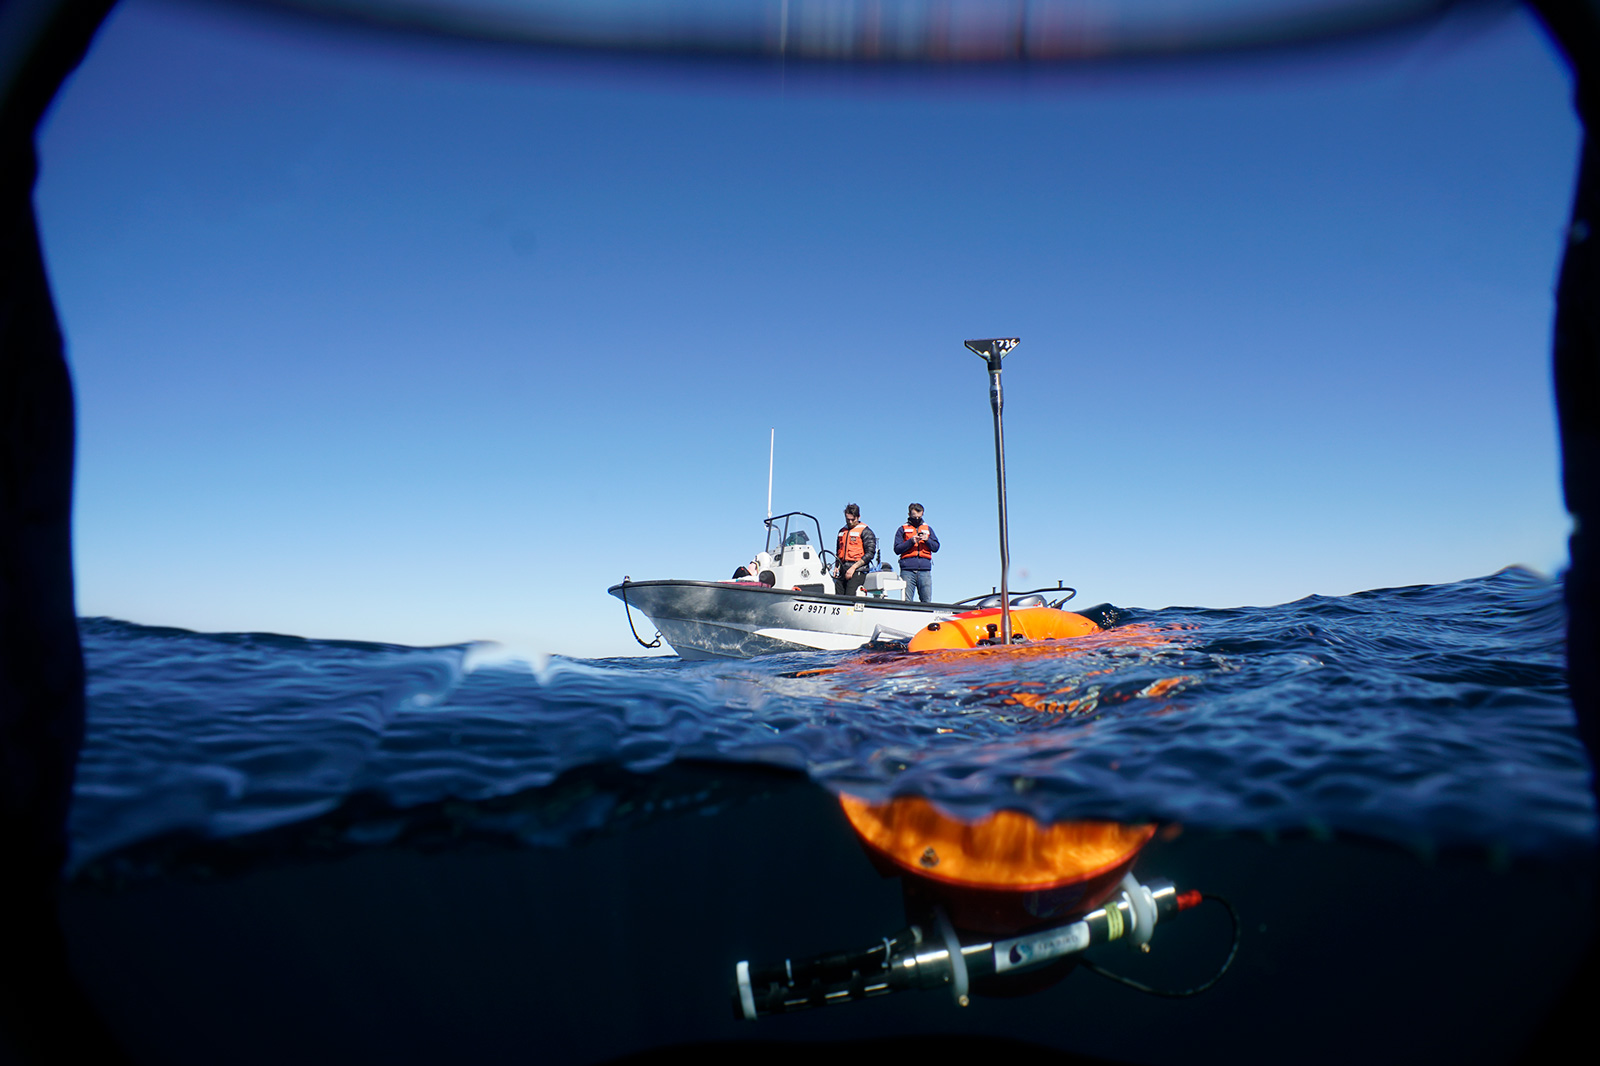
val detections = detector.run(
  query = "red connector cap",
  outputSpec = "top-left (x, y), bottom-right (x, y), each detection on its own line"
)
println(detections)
top-left (1175, 890), bottom-right (1203, 912)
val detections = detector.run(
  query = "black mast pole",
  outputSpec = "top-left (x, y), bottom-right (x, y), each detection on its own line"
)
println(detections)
top-left (966, 338), bottom-right (1020, 644)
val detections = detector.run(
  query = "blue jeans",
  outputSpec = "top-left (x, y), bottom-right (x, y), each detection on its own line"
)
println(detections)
top-left (903, 568), bottom-right (933, 603)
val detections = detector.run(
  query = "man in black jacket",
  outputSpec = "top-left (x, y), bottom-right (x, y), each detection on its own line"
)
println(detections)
top-left (834, 504), bottom-right (876, 596)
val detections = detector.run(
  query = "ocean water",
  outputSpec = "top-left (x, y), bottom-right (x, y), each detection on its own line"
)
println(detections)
top-left (70, 566), bottom-right (1591, 871)
top-left (60, 566), bottom-right (1598, 1065)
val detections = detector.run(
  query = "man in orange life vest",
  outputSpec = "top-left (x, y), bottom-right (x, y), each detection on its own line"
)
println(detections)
top-left (834, 503), bottom-right (877, 597)
top-left (894, 503), bottom-right (940, 603)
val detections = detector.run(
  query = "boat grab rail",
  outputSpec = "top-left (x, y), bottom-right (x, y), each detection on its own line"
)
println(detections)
top-left (952, 583), bottom-right (1078, 610)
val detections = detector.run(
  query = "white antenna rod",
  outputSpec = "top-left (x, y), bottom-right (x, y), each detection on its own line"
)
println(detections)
top-left (767, 428), bottom-right (775, 519)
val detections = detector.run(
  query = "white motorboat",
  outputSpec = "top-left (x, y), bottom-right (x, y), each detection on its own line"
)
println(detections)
top-left (609, 511), bottom-right (1079, 659)
top-left (608, 580), bottom-right (959, 659)
top-left (609, 511), bottom-right (961, 659)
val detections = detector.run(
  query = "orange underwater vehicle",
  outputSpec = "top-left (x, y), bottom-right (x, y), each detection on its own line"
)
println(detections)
top-left (733, 606), bottom-right (1216, 1020)
top-left (733, 794), bottom-right (1235, 1018)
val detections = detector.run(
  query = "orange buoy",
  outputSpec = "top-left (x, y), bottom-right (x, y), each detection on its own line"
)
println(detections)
top-left (908, 605), bottom-right (1101, 653)
top-left (839, 793), bottom-right (1154, 934)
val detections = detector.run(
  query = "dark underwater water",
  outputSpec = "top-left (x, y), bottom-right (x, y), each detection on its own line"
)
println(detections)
top-left (59, 567), bottom-right (1598, 1066)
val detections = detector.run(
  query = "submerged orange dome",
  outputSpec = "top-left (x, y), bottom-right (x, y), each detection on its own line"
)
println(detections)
top-left (839, 793), bottom-right (1154, 933)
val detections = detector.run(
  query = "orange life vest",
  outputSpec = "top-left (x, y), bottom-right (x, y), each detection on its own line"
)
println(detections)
top-left (838, 523), bottom-right (866, 562)
top-left (901, 523), bottom-right (932, 561)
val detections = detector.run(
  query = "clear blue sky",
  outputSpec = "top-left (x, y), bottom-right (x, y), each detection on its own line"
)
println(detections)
top-left (36, 0), bottom-right (1578, 657)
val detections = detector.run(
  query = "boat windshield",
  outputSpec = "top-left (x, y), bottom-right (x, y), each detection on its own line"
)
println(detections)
top-left (764, 511), bottom-right (828, 559)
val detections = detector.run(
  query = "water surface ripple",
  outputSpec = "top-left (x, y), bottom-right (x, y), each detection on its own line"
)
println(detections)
top-left (71, 568), bottom-right (1593, 870)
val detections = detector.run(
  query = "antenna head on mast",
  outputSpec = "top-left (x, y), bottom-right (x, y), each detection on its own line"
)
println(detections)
top-left (965, 337), bottom-right (1019, 372)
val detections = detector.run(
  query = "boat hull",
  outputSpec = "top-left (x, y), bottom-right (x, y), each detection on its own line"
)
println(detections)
top-left (608, 580), bottom-right (956, 659)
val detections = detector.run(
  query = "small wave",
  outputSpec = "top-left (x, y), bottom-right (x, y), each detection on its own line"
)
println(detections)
top-left (69, 569), bottom-right (1594, 873)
